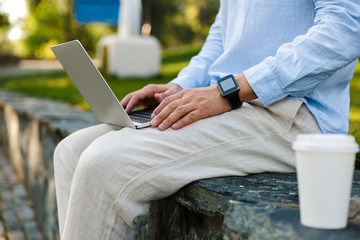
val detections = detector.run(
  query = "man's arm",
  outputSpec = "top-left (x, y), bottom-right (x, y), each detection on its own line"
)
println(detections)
top-left (244, 0), bottom-right (360, 106)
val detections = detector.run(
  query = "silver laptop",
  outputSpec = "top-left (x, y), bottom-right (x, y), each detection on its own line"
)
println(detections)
top-left (51, 40), bottom-right (152, 129)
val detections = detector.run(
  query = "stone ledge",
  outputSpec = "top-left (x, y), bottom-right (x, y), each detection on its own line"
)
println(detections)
top-left (0, 89), bottom-right (100, 136)
top-left (134, 173), bottom-right (360, 239)
top-left (0, 89), bottom-right (100, 240)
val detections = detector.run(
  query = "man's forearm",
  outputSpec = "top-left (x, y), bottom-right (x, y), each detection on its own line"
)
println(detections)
top-left (235, 73), bottom-right (258, 103)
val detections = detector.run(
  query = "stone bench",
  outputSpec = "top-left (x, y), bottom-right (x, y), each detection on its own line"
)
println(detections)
top-left (134, 172), bottom-right (360, 239)
top-left (0, 90), bottom-right (100, 240)
top-left (1, 89), bottom-right (359, 240)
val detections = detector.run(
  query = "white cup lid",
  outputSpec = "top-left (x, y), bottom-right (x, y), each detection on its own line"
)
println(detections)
top-left (292, 134), bottom-right (359, 153)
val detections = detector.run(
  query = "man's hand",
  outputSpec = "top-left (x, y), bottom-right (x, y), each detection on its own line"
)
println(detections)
top-left (150, 85), bottom-right (232, 131)
top-left (121, 83), bottom-right (182, 113)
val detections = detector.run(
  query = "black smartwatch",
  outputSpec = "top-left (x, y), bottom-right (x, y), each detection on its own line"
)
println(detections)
top-left (216, 74), bottom-right (242, 109)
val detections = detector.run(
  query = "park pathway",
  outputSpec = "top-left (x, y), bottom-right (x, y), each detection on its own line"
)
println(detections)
top-left (0, 60), bottom-right (63, 77)
top-left (0, 150), bottom-right (44, 240)
top-left (0, 59), bottom-right (101, 77)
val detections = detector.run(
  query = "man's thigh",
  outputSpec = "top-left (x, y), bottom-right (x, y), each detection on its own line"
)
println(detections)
top-left (80, 99), bottom-right (318, 180)
top-left (54, 123), bottom-right (120, 164)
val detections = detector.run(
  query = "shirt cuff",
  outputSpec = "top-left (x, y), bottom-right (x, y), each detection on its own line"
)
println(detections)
top-left (243, 60), bottom-right (287, 106)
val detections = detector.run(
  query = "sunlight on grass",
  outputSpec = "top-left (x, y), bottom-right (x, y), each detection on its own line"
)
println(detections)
top-left (349, 61), bottom-right (360, 169)
top-left (349, 62), bottom-right (360, 135)
top-left (4, 77), bottom-right (73, 89)
top-left (349, 107), bottom-right (360, 123)
top-left (75, 99), bottom-right (90, 110)
top-left (161, 61), bottom-right (189, 77)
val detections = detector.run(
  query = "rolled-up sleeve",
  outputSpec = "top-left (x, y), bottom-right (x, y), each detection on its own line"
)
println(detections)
top-left (244, 0), bottom-right (360, 106)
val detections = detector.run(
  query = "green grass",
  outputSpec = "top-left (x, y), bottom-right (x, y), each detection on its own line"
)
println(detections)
top-left (349, 62), bottom-right (360, 169)
top-left (349, 62), bottom-right (360, 134)
top-left (0, 45), bottom-right (359, 168)
top-left (0, 44), bottom-right (202, 110)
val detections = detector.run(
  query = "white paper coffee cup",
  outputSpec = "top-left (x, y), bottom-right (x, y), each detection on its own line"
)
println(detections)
top-left (292, 134), bottom-right (359, 229)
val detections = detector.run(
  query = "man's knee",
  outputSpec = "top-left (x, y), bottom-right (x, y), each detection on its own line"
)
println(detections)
top-left (53, 135), bottom-right (75, 171)
top-left (73, 138), bottom-right (121, 183)
top-left (53, 130), bottom-right (91, 175)
top-left (54, 124), bottom-right (114, 167)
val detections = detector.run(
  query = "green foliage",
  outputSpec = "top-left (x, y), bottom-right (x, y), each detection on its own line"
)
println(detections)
top-left (21, 0), bottom-right (64, 57)
top-left (27, 0), bottom-right (42, 9)
top-left (150, 0), bottom-right (220, 47)
top-left (0, 9), bottom-right (10, 53)
top-left (0, 12), bottom-right (9, 29)
top-left (349, 62), bottom-right (360, 168)
top-left (17, 0), bottom-right (219, 58)
top-left (20, 0), bottom-right (116, 58)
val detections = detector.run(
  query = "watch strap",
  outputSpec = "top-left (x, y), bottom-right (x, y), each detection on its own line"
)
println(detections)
top-left (225, 90), bottom-right (242, 109)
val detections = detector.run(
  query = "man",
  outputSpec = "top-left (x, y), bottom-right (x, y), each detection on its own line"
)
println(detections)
top-left (54, 0), bottom-right (360, 239)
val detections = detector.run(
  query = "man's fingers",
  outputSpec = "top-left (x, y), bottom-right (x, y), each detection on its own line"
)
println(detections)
top-left (121, 84), bottom-right (181, 113)
top-left (154, 93), bottom-right (165, 102)
top-left (154, 84), bottom-right (183, 103)
top-left (151, 93), bottom-right (188, 123)
top-left (152, 89), bottom-right (188, 119)
top-left (171, 109), bottom-right (202, 130)
top-left (153, 103), bottom-right (194, 130)
top-left (124, 94), bottom-right (141, 113)
top-left (151, 97), bottom-right (183, 126)
top-left (120, 94), bottom-right (131, 108)
top-left (121, 86), bottom-right (157, 112)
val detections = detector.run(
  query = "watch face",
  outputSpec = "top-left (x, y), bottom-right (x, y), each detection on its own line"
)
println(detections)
top-left (217, 75), bottom-right (239, 96)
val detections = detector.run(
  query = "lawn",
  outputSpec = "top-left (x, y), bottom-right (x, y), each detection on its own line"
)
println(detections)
top-left (0, 44), bottom-right (201, 110)
top-left (350, 62), bottom-right (360, 169)
top-left (0, 45), bottom-right (359, 168)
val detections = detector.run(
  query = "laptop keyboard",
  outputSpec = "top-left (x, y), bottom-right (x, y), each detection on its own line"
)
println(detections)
top-left (128, 109), bottom-right (153, 123)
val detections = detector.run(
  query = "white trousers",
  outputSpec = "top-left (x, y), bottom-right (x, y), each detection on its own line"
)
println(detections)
top-left (53, 99), bottom-right (321, 240)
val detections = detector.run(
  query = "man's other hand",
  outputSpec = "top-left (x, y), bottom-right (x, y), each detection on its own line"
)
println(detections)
top-left (121, 83), bottom-right (182, 113)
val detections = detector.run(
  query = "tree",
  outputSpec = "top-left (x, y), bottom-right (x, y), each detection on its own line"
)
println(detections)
top-left (0, 8), bottom-right (11, 55)
top-left (19, 0), bottom-right (220, 58)
top-left (147, 0), bottom-right (219, 47)
top-left (20, 0), bottom-right (116, 58)
top-left (0, 11), bottom-right (9, 40)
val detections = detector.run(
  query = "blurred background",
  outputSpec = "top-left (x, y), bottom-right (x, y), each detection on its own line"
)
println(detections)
top-left (0, 0), bottom-right (221, 107)
top-left (0, 0), bottom-right (219, 59)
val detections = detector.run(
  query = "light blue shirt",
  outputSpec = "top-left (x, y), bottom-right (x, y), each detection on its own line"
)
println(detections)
top-left (170, 0), bottom-right (360, 134)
